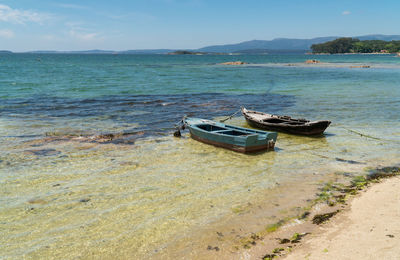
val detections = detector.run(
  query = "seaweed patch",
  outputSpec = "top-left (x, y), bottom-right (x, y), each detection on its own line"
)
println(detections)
top-left (312, 210), bottom-right (339, 225)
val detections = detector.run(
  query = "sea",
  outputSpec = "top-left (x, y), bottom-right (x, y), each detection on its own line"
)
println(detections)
top-left (1, 53), bottom-right (399, 259)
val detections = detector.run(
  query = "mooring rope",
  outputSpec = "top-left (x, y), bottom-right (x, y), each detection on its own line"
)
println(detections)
top-left (219, 109), bottom-right (241, 123)
top-left (341, 127), bottom-right (381, 140)
top-left (338, 126), bottom-right (400, 144)
top-left (173, 116), bottom-right (186, 137)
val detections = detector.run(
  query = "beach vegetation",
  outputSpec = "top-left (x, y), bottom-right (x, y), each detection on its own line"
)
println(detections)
top-left (290, 233), bottom-right (301, 242)
top-left (272, 247), bottom-right (284, 253)
top-left (263, 254), bottom-right (277, 260)
top-left (290, 232), bottom-right (310, 243)
top-left (265, 219), bottom-right (286, 233)
top-left (262, 233), bottom-right (309, 259)
top-left (231, 206), bottom-right (245, 214)
top-left (351, 176), bottom-right (368, 190)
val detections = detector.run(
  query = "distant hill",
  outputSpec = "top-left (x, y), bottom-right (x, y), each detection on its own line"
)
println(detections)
top-left (198, 34), bottom-right (400, 53)
top-left (232, 49), bottom-right (308, 54)
top-left (118, 49), bottom-right (175, 54)
top-left (7, 34), bottom-right (400, 54)
top-left (356, 34), bottom-right (400, 41)
top-left (29, 50), bottom-right (116, 54)
top-left (28, 49), bottom-right (174, 54)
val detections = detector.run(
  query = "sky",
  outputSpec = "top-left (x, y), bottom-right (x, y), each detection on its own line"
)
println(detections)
top-left (0, 0), bottom-right (399, 51)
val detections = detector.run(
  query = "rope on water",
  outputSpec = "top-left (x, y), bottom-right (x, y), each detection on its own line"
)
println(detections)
top-left (220, 109), bottom-right (241, 123)
top-left (340, 127), bottom-right (383, 141)
top-left (339, 126), bottom-right (400, 144)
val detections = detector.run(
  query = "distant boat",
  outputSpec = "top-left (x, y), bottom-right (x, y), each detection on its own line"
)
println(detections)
top-left (241, 107), bottom-right (331, 135)
top-left (183, 117), bottom-right (277, 153)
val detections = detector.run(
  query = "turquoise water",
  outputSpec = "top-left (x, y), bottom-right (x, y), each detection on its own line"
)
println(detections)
top-left (1, 54), bottom-right (399, 259)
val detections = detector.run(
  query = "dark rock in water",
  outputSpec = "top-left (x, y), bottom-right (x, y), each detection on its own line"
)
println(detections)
top-left (30, 144), bottom-right (43, 147)
top-left (206, 245), bottom-right (220, 251)
top-left (337, 172), bottom-right (353, 177)
top-left (28, 198), bottom-right (47, 205)
top-left (335, 158), bottom-right (364, 164)
top-left (119, 161), bottom-right (139, 167)
top-left (98, 133), bottom-right (115, 140)
top-left (2, 92), bottom-right (295, 140)
top-left (25, 149), bottom-right (61, 156)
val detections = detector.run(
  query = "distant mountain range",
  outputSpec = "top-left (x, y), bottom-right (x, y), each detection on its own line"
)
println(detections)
top-left (28, 49), bottom-right (175, 54)
top-left (198, 34), bottom-right (400, 53)
top-left (4, 34), bottom-right (400, 54)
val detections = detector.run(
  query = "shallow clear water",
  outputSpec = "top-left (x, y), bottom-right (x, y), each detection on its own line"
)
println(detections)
top-left (0, 53), bottom-right (399, 259)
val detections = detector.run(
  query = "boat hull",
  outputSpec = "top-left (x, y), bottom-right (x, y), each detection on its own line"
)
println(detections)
top-left (184, 117), bottom-right (277, 153)
top-left (189, 130), bottom-right (275, 153)
top-left (242, 108), bottom-right (331, 136)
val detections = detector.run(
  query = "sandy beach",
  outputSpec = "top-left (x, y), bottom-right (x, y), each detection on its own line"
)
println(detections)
top-left (231, 169), bottom-right (400, 260)
top-left (283, 176), bottom-right (400, 260)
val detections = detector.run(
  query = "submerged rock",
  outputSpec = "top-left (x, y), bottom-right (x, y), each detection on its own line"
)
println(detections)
top-left (305, 59), bottom-right (320, 64)
top-left (220, 61), bottom-right (248, 65)
top-left (349, 65), bottom-right (370, 68)
top-left (24, 149), bottom-right (60, 156)
top-left (28, 198), bottom-right (48, 205)
top-left (335, 157), bottom-right (364, 164)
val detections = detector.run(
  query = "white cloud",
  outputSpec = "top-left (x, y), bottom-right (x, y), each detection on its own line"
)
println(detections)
top-left (56, 4), bottom-right (88, 10)
top-left (105, 12), bottom-right (156, 23)
top-left (342, 10), bottom-right (351, 15)
top-left (0, 29), bottom-right (14, 38)
top-left (0, 4), bottom-right (49, 24)
top-left (65, 23), bottom-right (101, 41)
top-left (69, 29), bottom-right (100, 41)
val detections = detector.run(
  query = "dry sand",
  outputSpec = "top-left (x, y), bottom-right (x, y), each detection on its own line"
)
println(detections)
top-left (284, 176), bottom-right (400, 260)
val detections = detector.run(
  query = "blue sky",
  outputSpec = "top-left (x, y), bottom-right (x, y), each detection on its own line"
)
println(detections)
top-left (0, 0), bottom-right (399, 51)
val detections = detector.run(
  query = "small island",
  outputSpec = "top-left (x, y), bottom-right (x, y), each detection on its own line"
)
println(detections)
top-left (168, 50), bottom-right (207, 55)
top-left (311, 37), bottom-right (400, 54)
top-left (167, 50), bottom-right (227, 55)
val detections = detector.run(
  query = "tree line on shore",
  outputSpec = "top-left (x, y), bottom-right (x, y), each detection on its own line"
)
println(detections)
top-left (311, 38), bottom-right (400, 54)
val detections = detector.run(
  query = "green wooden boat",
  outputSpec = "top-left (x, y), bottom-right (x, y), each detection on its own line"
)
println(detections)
top-left (183, 117), bottom-right (277, 153)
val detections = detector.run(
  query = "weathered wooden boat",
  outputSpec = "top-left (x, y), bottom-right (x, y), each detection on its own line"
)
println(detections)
top-left (183, 117), bottom-right (277, 153)
top-left (241, 107), bottom-right (331, 135)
